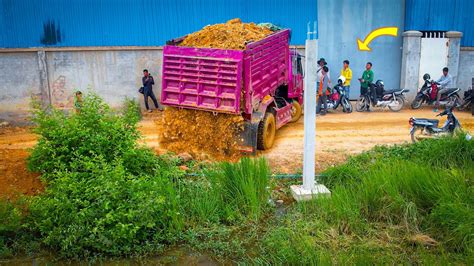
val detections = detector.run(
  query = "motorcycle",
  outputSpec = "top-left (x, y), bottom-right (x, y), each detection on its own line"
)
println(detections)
top-left (411, 73), bottom-right (462, 109)
top-left (459, 87), bottom-right (473, 113)
top-left (325, 76), bottom-right (353, 113)
top-left (356, 80), bottom-right (409, 112)
top-left (409, 105), bottom-right (461, 143)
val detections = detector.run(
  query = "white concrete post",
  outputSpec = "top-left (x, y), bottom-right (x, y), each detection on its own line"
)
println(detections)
top-left (291, 23), bottom-right (330, 201)
top-left (400, 31), bottom-right (422, 101)
top-left (446, 31), bottom-right (463, 87)
top-left (303, 38), bottom-right (317, 190)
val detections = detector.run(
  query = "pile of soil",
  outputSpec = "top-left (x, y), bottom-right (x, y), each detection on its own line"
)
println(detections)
top-left (161, 19), bottom-right (272, 160)
top-left (158, 108), bottom-right (244, 161)
top-left (179, 18), bottom-right (273, 50)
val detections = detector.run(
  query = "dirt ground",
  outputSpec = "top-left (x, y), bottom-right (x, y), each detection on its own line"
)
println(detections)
top-left (1, 107), bottom-right (473, 198)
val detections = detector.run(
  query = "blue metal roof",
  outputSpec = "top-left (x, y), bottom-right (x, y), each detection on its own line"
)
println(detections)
top-left (405, 0), bottom-right (474, 46)
top-left (0, 0), bottom-right (317, 48)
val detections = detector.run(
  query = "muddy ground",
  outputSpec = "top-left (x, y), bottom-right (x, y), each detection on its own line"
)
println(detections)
top-left (1, 107), bottom-right (473, 198)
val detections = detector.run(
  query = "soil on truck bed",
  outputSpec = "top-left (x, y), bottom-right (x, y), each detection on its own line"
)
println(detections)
top-left (1, 108), bottom-right (473, 198)
top-left (179, 18), bottom-right (272, 50)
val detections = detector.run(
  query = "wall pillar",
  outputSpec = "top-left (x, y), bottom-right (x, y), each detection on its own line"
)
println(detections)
top-left (446, 31), bottom-right (463, 87)
top-left (37, 50), bottom-right (51, 107)
top-left (400, 31), bottom-right (422, 100)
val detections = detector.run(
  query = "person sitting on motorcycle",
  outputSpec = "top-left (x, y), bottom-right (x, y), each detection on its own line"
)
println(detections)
top-left (434, 67), bottom-right (453, 112)
top-left (358, 62), bottom-right (374, 111)
top-left (317, 66), bottom-right (330, 115)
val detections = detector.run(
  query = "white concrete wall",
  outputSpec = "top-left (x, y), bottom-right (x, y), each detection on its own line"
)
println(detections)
top-left (45, 50), bottom-right (163, 109)
top-left (458, 49), bottom-right (474, 91)
top-left (0, 48), bottom-right (163, 123)
top-left (0, 52), bottom-right (42, 123)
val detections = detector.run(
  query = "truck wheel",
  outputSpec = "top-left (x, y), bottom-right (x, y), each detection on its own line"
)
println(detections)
top-left (290, 101), bottom-right (302, 122)
top-left (257, 112), bottom-right (276, 150)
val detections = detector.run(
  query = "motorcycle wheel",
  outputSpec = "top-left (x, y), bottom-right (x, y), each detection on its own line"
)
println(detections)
top-left (411, 96), bottom-right (423, 109)
top-left (447, 94), bottom-right (462, 110)
top-left (342, 98), bottom-right (353, 113)
top-left (411, 127), bottom-right (429, 143)
top-left (388, 96), bottom-right (404, 112)
top-left (356, 96), bottom-right (367, 112)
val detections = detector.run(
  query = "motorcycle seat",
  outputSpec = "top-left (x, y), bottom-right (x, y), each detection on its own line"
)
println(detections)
top-left (413, 118), bottom-right (439, 127)
top-left (443, 88), bottom-right (459, 94)
top-left (383, 89), bottom-right (402, 94)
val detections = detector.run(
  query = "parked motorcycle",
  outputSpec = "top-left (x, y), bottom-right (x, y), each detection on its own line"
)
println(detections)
top-left (411, 73), bottom-right (462, 109)
top-left (356, 80), bottom-right (409, 112)
top-left (326, 77), bottom-right (353, 113)
top-left (409, 106), bottom-right (461, 143)
top-left (459, 87), bottom-right (473, 113)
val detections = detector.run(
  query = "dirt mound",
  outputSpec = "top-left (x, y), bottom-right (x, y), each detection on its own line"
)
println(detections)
top-left (161, 19), bottom-right (271, 160)
top-left (179, 18), bottom-right (273, 50)
top-left (158, 108), bottom-right (244, 161)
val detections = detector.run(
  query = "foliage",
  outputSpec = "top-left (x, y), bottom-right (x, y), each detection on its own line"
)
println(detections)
top-left (255, 135), bottom-right (474, 264)
top-left (321, 133), bottom-right (474, 188)
top-left (178, 157), bottom-right (271, 225)
top-left (29, 156), bottom-right (182, 257)
top-left (28, 93), bottom-right (141, 180)
top-left (22, 94), bottom-right (185, 258)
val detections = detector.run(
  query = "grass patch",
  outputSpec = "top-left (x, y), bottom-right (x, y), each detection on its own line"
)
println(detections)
top-left (255, 134), bottom-right (474, 264)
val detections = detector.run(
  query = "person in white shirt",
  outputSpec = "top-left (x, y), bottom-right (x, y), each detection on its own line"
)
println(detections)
top-left (434, 67), bottom-right (453, 111)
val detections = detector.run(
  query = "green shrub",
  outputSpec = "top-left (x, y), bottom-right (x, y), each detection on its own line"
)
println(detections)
top-left (25, 94), bottom-right (185, 258)
top-left (28, 93), bottom-right (141, 180)
top-left (0, 200), bottom-right (23, 258)
top-left (29, 156), bottom-right (183, 257)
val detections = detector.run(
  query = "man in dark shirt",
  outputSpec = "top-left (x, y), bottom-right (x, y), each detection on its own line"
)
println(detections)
top-left (142, 69), bottom-right (161, 112)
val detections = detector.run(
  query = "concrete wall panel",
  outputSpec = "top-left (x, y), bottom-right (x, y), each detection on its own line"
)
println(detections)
top-left (318, 0), bottom-right (405, 99)
top-left (458, 50), bottom-right (474, 91)
top-left (45, 50), bottom-right (163, 110)
top-left (0, 52), bottom-right (41, 122)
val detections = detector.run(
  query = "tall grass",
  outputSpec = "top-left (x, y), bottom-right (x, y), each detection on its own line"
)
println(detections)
top-left (256, 135), bottom-right (474, 264)
top-left (178, 157), bottom-right (271, 225)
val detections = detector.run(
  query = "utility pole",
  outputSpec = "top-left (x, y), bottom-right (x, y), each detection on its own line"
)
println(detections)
top-left (291, 22), bottom-right (330, 201)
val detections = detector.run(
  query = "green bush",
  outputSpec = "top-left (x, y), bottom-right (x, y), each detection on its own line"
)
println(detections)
top-left (29, 156), bottom-right (182, 257)
top-left (0, 201), bottom-right (24, 258)
top-left (24, 94), bottom-right (185, 258)
top-left (28, 93), bottom-right (141, 180)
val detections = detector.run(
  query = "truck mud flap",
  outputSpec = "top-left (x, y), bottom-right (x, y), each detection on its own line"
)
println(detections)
top-left (237, 121), bottom-right (259, 156)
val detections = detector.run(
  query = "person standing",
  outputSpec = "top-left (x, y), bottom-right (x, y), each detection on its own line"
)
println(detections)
top-left (316, 66), bottom-right (330, 115)
top-left (317, 58), bottom-right (330, 86)
top-left (142, 69), bottom-right (161, 112)
top-left (340, 60), bottom-right (352, 98)
top-left (358, 62), bottom-right (374, 110)
top-left (434, 67), bottom-right (453, 112)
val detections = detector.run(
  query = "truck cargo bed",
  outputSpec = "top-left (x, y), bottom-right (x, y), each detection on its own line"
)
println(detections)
top-left (161, 29), bottom-right (290, 115)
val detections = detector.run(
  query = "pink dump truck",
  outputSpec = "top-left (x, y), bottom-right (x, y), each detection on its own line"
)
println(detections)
top-left (161, 29), bottom-right (304, 153)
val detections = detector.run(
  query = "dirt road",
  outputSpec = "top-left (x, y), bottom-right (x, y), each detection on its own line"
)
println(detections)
top-left (1, 108), bottom-right (473, 198)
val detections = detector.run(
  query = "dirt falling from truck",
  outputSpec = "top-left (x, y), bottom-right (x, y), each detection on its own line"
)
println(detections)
top-left (158, 108), bottom-right (245, 161)
top-left (179, 18), bottom-right (273, 50)
top-left (159, 19), bottom-right (273, 160)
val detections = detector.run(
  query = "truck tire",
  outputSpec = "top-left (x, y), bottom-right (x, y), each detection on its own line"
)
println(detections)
top-left (290, 101), bottom-right (302, 122)
top-left (257, 112), bottom-right (276, 150)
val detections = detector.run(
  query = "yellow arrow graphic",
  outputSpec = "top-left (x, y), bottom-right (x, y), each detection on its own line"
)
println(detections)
top-left (357, 27), bottom-right (399, 51)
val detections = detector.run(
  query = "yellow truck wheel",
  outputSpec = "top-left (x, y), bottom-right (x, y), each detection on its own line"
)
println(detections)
top-left (257, 112), bottom-right (276, 150)
top-left (290, 101), bottom-right (302, 122)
